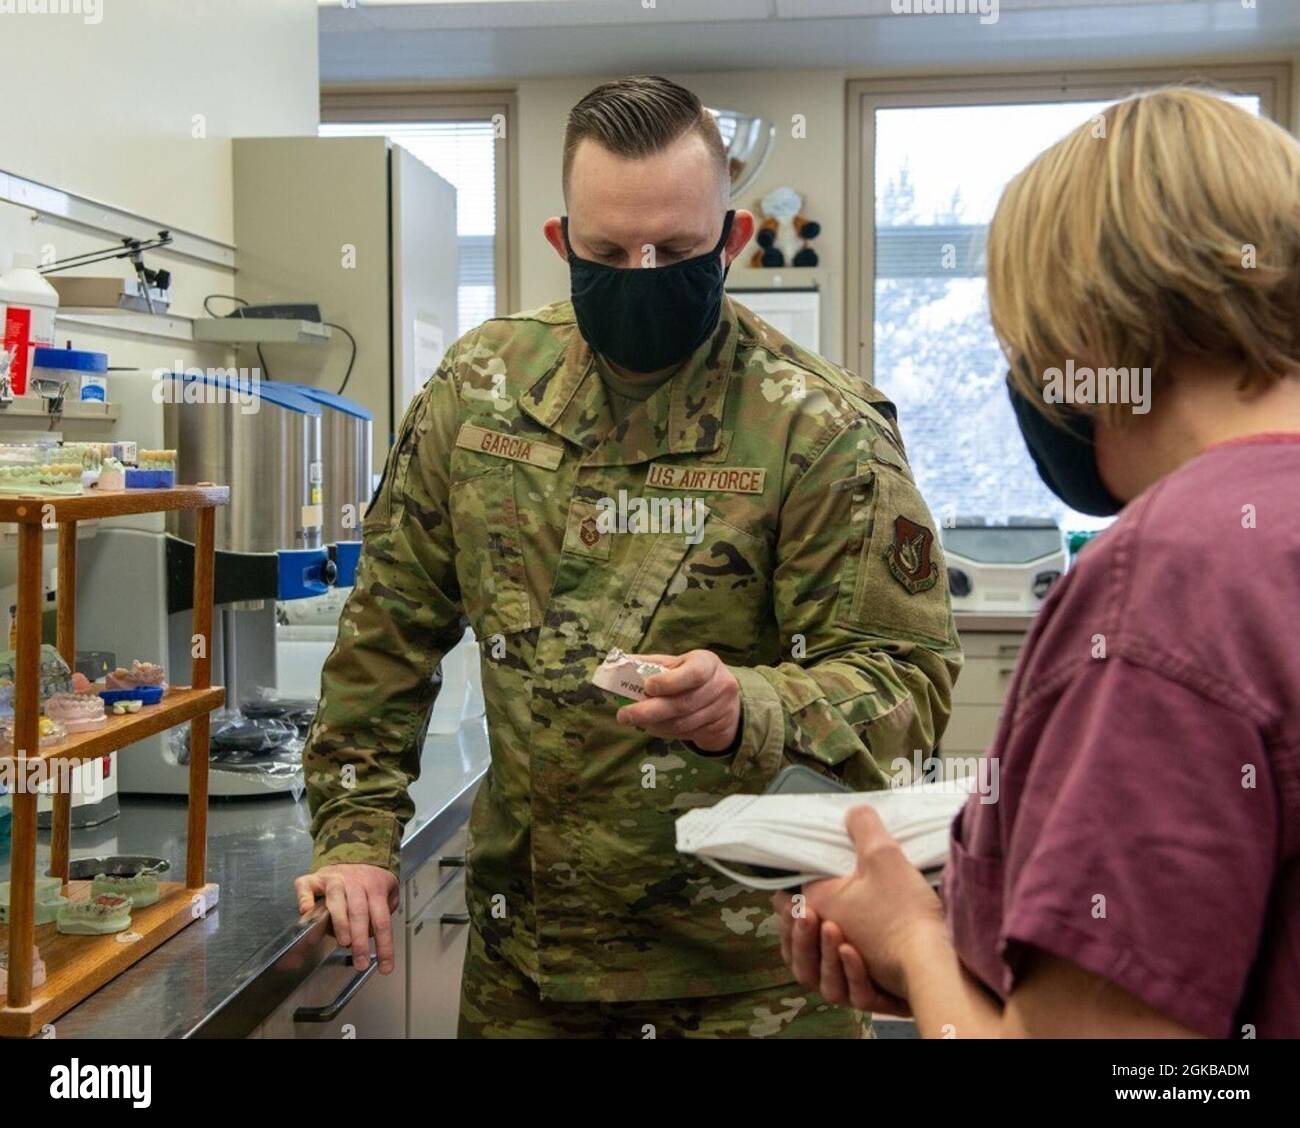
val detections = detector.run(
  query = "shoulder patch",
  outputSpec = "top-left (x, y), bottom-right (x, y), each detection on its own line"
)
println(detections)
top-left (884, 515), bottom-right (940, 595)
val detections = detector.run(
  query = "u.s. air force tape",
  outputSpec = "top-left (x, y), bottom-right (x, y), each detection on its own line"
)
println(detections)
top-left (645, 463), bottom-right (766, 494)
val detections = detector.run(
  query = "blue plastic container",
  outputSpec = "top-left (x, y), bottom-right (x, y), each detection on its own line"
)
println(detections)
top-left (99, 684), bottom-right (164, 706)
top-left (125, 468), bottom-right (175, 489)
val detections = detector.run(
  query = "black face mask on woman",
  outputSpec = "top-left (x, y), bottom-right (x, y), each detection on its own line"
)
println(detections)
top-left (562, 211), bottom-right (735, 373)
top-left (1006, 372), bottom-right (1124, 517)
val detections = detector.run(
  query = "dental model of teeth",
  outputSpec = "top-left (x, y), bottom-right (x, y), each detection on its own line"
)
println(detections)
top-left (105, 660), bottom-right (166, 690)
top-left (0, 462), bottom-right (84, 494)
top-left (91, 872), bottom-right (160, 908)
top-left (136, 449), bottom-right (177, 470)
top-left (96, 456), bottom-right (125, 490)
top-left (56, 893), bottom-right (133, 936)
top-left (44, 692), bottom-right (108, 732)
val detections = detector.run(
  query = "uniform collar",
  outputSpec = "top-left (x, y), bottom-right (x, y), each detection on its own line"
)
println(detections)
top-left (517, 298), bottom-right (740, 466)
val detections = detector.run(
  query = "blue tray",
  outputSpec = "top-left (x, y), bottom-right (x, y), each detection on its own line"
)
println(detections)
top-left (99, 684), bottom-right (165, 706)
top-left (125, 468), bottom-right (175, 489)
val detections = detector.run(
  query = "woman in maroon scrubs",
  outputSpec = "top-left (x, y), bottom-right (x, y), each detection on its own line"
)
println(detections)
top-left (775, 87), bottom-right (1300, 1038)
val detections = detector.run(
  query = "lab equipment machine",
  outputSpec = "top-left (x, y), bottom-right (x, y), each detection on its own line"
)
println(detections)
top-left (941, 518), bottom-right (1067, 615)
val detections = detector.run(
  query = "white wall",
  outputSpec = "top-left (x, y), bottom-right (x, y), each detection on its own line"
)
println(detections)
top-left (0, 0), bottom-right (318, 241)
top-left (0, 0), bottom-right (320, 378)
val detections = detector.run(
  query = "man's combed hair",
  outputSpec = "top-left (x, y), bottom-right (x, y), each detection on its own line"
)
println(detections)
top-left (563, 75), bottom-right (728, 194)
top-left (989, 86), bottom-right (1300, 425)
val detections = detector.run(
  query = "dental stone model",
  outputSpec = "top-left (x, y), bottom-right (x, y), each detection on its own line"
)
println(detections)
top-left (0, 876), bottom-right (66, 925)
top-left (90, 872), bottom-right (160, 908)
top-left (96, 455), bottom-right (125, 490)
top-left (0, 461), bottom-right (83, 494)
top-left (56, 893), bottom-right (133, 935)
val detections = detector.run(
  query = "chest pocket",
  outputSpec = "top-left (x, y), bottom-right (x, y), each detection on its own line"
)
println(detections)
top-left (602, 519), bottom-right (704, 656)
top-left (602, 506), bottom-right (772, 663)
top-left (449, 465), bottom-right (535, 637)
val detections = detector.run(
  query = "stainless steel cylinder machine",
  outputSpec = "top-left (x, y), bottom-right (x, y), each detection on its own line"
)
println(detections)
top-left (74, 371), bottom-right (374, 796)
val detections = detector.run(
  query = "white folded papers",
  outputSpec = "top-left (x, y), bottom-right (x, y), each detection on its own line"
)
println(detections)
top-left (674, 779), bottom-right (972, 890)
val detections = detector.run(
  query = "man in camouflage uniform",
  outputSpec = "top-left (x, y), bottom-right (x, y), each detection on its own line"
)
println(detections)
top-left (297, 75), bottom-right (960, 1039)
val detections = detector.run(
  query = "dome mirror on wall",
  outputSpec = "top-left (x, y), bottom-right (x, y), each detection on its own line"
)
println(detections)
top-left (707, 109), bottom-right (776, 200)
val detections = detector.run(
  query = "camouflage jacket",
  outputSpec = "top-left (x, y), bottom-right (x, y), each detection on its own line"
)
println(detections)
top-left (305, 297), bottom-right (962, 1003)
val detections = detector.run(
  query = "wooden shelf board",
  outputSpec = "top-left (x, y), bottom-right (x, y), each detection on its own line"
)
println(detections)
top-left (0, 686), bottom-right (224, 767)
top-left (0, 483), bottom-right (229, 524)
top-left (0, 881), bottom-right (217, 1038)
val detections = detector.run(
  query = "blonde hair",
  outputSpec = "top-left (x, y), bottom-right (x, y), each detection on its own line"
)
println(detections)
top-left (563, 76), bottom-right (727, 197)
top-left (987, 86), bottom-right (1300, 424)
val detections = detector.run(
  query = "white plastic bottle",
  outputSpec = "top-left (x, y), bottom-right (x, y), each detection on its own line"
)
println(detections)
top-left (0, 252), bottom-right (60, 397)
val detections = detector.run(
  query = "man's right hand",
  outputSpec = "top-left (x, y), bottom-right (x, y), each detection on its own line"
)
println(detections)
top-left (294, 864), bottom-right (400, 974)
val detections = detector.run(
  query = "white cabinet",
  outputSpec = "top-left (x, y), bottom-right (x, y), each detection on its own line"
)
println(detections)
top-left (406, 865), bottom-right (470, 1038)
top-left (943, 628), bottom-right (1027, 758)
top-left (403, 803), bottom-right (475, 1038)
top-left (256, 914), bottom-right (408, 1039)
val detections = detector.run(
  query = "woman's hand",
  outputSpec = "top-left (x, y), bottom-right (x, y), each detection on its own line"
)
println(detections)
top-left (774, 802), bottom-right (947, 1005)
top-left (772, 890), bottom-right (912, 1016)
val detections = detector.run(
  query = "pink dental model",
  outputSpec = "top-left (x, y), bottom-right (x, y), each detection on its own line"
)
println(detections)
top-left (44, 691), bottom-right (108, 732)
top-left (104, 660), bottom-right (166, 691)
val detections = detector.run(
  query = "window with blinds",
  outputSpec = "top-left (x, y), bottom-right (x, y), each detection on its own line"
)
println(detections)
top-left (320, 119), bottom-right (497, 338)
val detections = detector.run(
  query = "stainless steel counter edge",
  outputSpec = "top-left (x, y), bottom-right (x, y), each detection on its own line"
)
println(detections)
top-left (177, 757), bottom-right (484, 1039)
top-left (183, 764), bottom-right (483, 1039)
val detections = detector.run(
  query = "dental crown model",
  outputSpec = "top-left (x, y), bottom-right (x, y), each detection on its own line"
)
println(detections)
top-left (96, 455), bottom-right (125, 490)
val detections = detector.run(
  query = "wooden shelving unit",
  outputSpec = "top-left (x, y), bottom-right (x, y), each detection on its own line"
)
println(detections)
top-left (0, 483), bottom-right (229, 1038)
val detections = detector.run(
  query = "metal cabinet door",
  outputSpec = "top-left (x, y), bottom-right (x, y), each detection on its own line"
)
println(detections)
top-left (406, 867), bottom-right (470, 1038)
top-left (258, 910), bottom-right (407, 1040)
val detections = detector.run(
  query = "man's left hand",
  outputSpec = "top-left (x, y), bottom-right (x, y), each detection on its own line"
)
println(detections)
top-left (615, 649), bottom-right (741, 752)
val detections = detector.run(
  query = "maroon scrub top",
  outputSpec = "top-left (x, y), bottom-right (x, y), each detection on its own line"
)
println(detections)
top-left (943, 434), bottom-right (1300, 1037)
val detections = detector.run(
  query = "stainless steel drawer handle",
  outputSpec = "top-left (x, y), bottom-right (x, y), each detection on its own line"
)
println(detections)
top-left (440, 912), bottom-right (470, 925)
top-left (292, 957), bottom-right (378, 1023)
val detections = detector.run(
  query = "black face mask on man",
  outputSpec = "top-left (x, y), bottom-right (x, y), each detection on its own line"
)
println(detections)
top-left (1006, 371), bottom-right (1124, 518)
top-left (562, 211), bottom-right (735, 373)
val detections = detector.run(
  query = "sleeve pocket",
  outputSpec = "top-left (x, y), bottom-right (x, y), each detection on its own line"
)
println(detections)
top-left (363, 395), bottom-right (427, 534)
top-left (835, 460), bottom-right (954, 646)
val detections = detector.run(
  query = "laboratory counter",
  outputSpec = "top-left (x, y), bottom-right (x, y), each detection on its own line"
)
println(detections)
top-left (1, 720), bottom-right (489, 1039)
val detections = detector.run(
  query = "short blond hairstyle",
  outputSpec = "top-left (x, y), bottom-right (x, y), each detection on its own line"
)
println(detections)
top-left (988, 86), bottom-right (1300, 424)
top-left (563, 76), bottom-right (728, 198)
